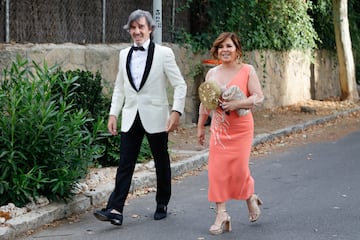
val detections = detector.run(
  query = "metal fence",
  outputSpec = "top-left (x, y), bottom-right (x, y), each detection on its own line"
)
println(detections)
top-left (0, 0), bottom-right (191, 44)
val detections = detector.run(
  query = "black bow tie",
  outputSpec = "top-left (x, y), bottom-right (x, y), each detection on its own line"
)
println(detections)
top-left (132, 46), bottom-right (145, 51)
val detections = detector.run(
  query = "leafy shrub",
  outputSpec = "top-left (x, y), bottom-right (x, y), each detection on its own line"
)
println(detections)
top-left (0, 56), bottom-right (97, 206)
top-left (97, 134), bottom-right (152, 167)
top-left (51, 69), bottom-right (110, 127)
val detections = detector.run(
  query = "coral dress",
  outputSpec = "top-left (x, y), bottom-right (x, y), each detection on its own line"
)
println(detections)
top-left (208, 64), bottom-right (255, 202)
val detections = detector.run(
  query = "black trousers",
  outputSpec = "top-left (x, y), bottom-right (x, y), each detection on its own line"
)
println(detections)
top-left (106, 113), bottom-right (171, 213)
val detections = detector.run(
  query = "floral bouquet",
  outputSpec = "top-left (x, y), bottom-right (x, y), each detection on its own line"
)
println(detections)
top-left (198, 80), bottom-right (222, 110)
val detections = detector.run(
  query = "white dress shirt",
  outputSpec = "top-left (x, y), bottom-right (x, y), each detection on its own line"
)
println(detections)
top-left (130, 39), bottom-right (150, 90)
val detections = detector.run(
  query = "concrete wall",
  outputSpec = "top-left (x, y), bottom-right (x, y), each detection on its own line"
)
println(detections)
top-left (0, 43), bottom-right (340, 124)
top-left (244, 50), bottom-right (340, 107)
top-left (311, 50), bottom-right (340, 99)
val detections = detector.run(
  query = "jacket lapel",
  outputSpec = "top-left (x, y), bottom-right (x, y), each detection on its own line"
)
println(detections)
top-left (139, 41), bottom-right (155, 90)
top-left (126, 47), bottom-right (138, 91)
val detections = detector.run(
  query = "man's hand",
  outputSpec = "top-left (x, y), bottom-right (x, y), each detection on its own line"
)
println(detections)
top-left (107, 115), bottom-right (118, 135)
top-left (166, 111), bottom-right (181, 132)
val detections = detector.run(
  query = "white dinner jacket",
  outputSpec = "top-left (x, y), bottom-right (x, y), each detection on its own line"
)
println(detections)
top-left (109, 42), bottom-right (187, 133)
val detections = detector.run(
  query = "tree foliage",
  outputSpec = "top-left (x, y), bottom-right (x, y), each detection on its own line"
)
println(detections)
top-left (176, 0), bottom-right (360, 84)
top-left (348, 0), bottom-right (360, 84)
top-left (176, 0), bottom-right (358, 52)
top-left (176, 0), bottom-right (318, 52)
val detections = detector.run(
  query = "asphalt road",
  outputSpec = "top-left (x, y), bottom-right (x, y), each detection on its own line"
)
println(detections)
top-left (24, 130), bottom-right (360, 240)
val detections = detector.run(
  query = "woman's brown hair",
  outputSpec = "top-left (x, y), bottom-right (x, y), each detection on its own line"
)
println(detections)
top-left (210, 32), bottom-right (243, 60)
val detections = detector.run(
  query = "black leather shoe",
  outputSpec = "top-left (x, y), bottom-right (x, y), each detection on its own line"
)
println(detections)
top-left (154, 204), bottom-right (167, 220)
top-left (93, 208), bottom-right (123, 225)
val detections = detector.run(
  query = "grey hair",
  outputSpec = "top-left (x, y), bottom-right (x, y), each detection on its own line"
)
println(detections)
top-left (123, 9), bottom-right (156, 32)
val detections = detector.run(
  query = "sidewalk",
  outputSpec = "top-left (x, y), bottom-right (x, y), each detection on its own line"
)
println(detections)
top-left (1, 107), bottom-right (360, 240)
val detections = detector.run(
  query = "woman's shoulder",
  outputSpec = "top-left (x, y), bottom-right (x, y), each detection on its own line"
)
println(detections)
top-left (243, 63), bottom-right (256, 70)
top-left (205, 66), bottom-right (220, 80)
top-left (240, 63), bottom-right (257, 75)
top-left (209, 65), bottom-right (222, 73)
top-left (207, 65), bottom-right (219, 73)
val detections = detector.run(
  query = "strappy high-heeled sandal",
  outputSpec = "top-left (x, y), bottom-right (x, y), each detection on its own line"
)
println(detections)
top-left (247, 194), bottom-right (263, 222)
top-left (209, 210), bottom-right (232, 235)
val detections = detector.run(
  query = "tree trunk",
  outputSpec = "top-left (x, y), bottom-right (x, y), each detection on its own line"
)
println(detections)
top-left (333, 0), bottom-right (359, 101)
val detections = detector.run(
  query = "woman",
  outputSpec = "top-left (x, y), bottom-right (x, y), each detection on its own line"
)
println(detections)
top-left (197, 32), bottom-right (264, 235)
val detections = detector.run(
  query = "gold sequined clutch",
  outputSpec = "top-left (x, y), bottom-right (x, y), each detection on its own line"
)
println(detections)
top-left (198, 80), bottom-right (222, 110)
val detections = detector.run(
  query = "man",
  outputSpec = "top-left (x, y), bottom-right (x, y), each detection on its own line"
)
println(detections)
top-left (93, 9), bottom-right (187, 226)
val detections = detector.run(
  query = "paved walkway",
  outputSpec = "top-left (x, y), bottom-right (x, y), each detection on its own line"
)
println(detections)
top-left (23, 129), bottom-right (360, 239)
top-left (1, 107), bottom-right (360, 240)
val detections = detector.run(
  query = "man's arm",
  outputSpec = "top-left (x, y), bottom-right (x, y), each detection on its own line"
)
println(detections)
top-left (163, 47), bottom-right (187, 115)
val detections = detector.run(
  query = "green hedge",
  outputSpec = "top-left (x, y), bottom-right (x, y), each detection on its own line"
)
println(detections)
top-left (0, 57), bottom-right (96, 206)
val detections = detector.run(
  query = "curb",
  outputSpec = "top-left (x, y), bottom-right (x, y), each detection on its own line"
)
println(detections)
top-left (253, 107), bottom-right (360, 145)
top-left (1, 107), bottom-right (360, 240)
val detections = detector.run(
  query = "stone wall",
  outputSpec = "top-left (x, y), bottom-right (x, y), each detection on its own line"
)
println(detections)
top-left (0, 44), bottom-right (340, 124)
